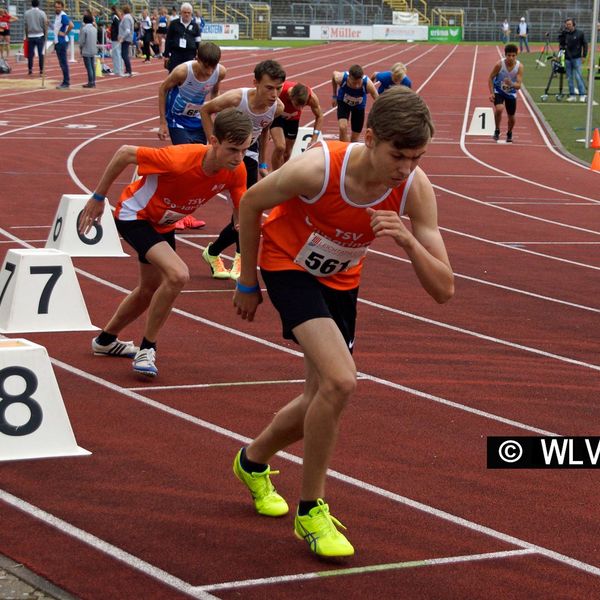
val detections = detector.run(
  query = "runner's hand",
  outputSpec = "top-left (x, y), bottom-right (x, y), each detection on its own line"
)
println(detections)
top-left (233, 287), bottom-right (262, 322)
top-left (78, 198), bottom-right (104, 235)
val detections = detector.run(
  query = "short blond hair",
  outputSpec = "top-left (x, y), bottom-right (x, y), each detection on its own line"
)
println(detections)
top-left (391, 62), bottom-right (407, 80)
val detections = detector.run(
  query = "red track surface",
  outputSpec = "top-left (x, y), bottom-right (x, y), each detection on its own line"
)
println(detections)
top-left (1, 43), bottom-right (599, 599)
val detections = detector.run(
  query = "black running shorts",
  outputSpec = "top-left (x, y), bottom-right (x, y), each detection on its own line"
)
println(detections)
top-left (260, 268), bottom-right (358, 352)
top-left (115, 219), bottom-right (176, 264)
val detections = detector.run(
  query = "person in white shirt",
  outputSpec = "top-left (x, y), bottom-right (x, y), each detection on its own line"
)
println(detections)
top-left (517, 17), bottom-right (530, 53)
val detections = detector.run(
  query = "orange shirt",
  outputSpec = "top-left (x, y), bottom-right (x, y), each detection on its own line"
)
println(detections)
top-left (260, 141), bottom-right (413, 290)
top-left (115, 144), bottom-right (247, 233)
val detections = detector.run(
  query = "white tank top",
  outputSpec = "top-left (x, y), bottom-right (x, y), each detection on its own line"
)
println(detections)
top-left (237, 88), bottom-right (278, 145)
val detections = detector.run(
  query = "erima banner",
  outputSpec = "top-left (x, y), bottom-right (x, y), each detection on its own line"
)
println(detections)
top-left (372, 25), bottom-right (428, 41)
top-left (202, 23), bottom-right (239, 40)
top-left (311, 25), bottom-right (373, 41)
top-left (488, 436), bottom-right (600, 469)
top-left (428, 26), bottom-right (463, 42)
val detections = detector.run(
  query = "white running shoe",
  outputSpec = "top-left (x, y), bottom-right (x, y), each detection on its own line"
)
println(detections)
top-left (580, 95), bottom-right (587, 103)
top-left (133, 348), bottom-right (158, 377)
top-left (567, 96), bottom-right (577, 102)
top-left (92, 337), bottom-right (139, 358)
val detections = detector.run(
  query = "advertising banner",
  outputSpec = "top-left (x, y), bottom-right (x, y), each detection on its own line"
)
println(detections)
top-left (271, 24), bottom-right (310, 38)
top-left (428, 26), bottom-right (463, 42)
top-left (310, 25), bottom-right (373, 41)
top-left (372, 25), bottom-right (428, 41)
top-left (202, 23), bottom-right (239, 40)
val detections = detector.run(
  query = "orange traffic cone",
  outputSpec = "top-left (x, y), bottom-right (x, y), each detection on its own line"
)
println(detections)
top-left (591, 128), bottom-right (600, 150)
top-left (591, 150), bottom-right (600, 171)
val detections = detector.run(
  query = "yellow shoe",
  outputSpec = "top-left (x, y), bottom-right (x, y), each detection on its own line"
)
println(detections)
top-left (233, 448), bottom-right (289, 517)
top-left (294, 499), bottom-right (354, 557)
top-left (202, 244), bottom-right (230, 279)
top-left (230, 252), bottom-right (241, 280)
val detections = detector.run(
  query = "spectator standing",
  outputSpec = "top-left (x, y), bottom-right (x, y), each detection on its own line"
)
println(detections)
top-left (118, 4), bottom-right (134, 77)
top-left (140, 8), bottom-right (152, 62)
top-left (517, 17), bottom-right (530, 53)
top-left (560, 18), bottom-right (588, 102)
top-left (156, 6), bottom-right (168, 56)
top-left (53, 0), bottom-right (73, 89)
top-left (79, 13), bottom-right (97, 88)
top-left (0, 7), bottom-right (18, 59)
top-left (24, 0), bottom-right (47, 76)
top-left (164, 2), bottom-right (200, 72)
top-left (109, 5), bottom-right (122, 76)
top-left (501, 19), bottom-right (510, 43)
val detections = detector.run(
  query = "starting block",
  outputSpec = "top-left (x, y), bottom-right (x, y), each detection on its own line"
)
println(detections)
top-left (0, 248), bottom-right (97, 334)
top-left (466, 107), bottom-right (495, 136)
top-left (0, 338), bottom-right (90, 461)
top-left (45, 194), bottom-right (127, 257)
top-left (291, 127), bottom-right (324, 159)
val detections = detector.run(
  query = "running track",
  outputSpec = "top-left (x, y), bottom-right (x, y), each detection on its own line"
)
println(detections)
top-left (0, 43), bottom-right (599, 599)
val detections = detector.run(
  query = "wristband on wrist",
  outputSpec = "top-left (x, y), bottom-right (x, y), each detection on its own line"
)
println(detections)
top-left (92, 192), bottom-right (106, 202)
top-left (236, 281), bottom-right (260, 294)
top-left (258, 162), bottom-right (268, 169)
top-left (313, 130), bottom-right (321, 136)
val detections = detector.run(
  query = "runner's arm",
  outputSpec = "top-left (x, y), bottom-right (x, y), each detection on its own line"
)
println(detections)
top-left (78, 146), bottom-right (139, 235)
top-left (157, 65), bottom-right (186, 140)
top-left (199, 89), bottom-right (242, 140)
top-left (369, 168), bottom-right (453, 303)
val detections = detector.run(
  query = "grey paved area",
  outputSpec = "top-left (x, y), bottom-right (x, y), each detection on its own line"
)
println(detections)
top-left (0, 555), bottom-right (77, 600)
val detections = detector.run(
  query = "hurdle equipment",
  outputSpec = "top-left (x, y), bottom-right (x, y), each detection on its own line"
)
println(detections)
top-left (466, 107), bottom-right (495, 136)
top-left (0, 338), bottom-right (90, 461)
top-left (0, 248), bottom-right (97, 333)
top-left (45, 194), bottom-right (127, 257)
top-left (290, 127), bottom-right (324, 159)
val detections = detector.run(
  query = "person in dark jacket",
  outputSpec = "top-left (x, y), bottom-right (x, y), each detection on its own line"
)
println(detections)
top-left (559, 18), bottom-right (588, 102)
top-left (163, 2), bottom-right (200, 72)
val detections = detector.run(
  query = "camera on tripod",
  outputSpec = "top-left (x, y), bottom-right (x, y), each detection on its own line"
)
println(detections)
top-left (541, 50), bottom-right (566, 101)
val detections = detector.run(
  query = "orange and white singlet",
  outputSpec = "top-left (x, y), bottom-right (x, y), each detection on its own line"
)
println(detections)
top-left (260, 141), bottom-right (415, 290)
top-left (115, 144), bottom-right (247, 233)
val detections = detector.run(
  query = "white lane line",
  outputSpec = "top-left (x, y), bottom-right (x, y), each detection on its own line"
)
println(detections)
top-left (195, 549), bottom-right (537, 592)
top-left (127, 378), bottom-right (307, 391)
top-left (0, 490), bottom-right (218, 600)
top-left (8, 356), bottom-right (600, 581)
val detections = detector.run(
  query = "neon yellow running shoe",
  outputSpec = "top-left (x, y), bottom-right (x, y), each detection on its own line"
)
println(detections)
top-left (202, 244), bottom-right (230, 279)
top-left (294, 499), bottom-right (354, 557)
top-left (229, 252), bottom-right (241, 281)
top-left (233, 449), bottom-right (289, 517)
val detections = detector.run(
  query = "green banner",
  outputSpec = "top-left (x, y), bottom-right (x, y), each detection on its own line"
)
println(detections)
top-left (428, 26), bottom-right (463, 42)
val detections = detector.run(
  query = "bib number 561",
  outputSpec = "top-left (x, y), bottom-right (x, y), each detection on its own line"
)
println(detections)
top-left (304, 251), bottom-right (351, 275)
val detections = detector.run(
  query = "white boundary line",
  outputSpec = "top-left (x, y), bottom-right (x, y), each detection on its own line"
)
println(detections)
top-left (195, 549), bottom-right (537, 592)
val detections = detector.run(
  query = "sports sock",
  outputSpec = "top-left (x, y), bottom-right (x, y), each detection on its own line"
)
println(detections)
top-left (96, 331), bottom-right (117, 346)
top-left (209, 219), bottom-right (239, 255)
top-left (140, 337), bottom-right (156, 351)
top-left (240, 447), bottom-right (268, 473)
top-left (298, 499), bottom-right (320, 516)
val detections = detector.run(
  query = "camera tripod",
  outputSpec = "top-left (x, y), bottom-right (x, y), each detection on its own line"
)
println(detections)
top-left (540, 53), bottom-right (566, 101)
top-left (535, 33), bottom-right (555, 68)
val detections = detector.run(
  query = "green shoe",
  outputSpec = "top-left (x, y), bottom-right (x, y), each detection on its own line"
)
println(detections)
top-left (233, 449), bottom-right (289, 517)
top-left (294, 499), bottom-right (354, 557)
